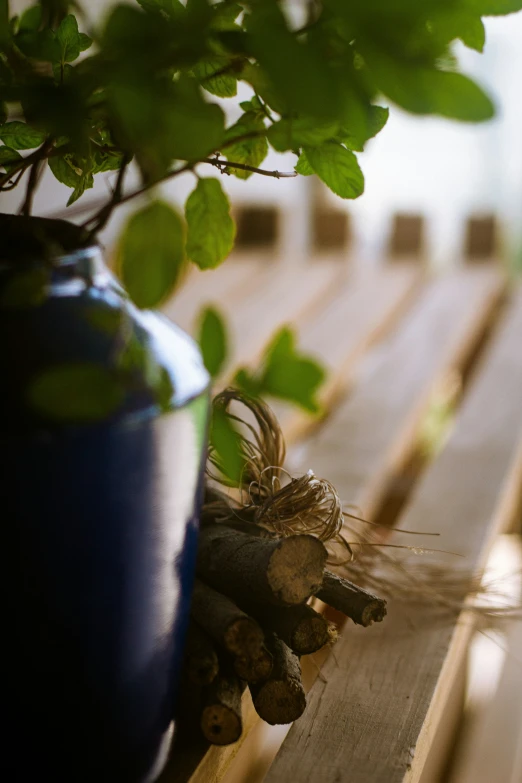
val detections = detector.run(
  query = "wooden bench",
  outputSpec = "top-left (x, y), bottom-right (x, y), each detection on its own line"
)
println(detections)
top-left (159, 260), bottom-right (522, 783)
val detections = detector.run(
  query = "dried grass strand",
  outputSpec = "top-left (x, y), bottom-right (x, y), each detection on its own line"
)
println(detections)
top-left (203, 389), bottom-right (521, 626)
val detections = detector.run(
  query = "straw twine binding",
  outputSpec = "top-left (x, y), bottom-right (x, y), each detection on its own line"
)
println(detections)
top-left (205, 389), bottom-right (520, 626)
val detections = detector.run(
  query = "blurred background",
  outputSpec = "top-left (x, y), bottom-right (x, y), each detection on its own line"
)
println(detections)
top-left (2, 1), bottom-right (522, 273)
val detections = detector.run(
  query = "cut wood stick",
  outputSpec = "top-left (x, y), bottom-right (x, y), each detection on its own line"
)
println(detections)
top-left (233, 644), bottom-right (274, 684)
top-left (184, 621), bottom-right (220, 686)
top-left (250, 634), bottom-right (306, 725)
top-left (197, 525), bottom-right (327, 606)
top-left (317, 569), bottom-right (387, 627)
top-left (201, 672), bottom-right (244, 746)
top-left (246, 601), bottom-right (336, 655)
top-left (190, 579), bottom-right (264, 658)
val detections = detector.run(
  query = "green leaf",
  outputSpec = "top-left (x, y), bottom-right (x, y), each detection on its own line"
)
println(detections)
top-left (430, 9), bottom-right (486, 53)
top-left (195, 57), bottom-right (237, 98)
top-left (342, 105), bottom-right (389, 151)
top-left (92, 148), bottom-right (124, 174)
top-left (267, 117), bottom-right (339, 153)
top-left (48, 152), bottom-right (95, 205)
top-left (15, 27), bottom-right (60, 61)
top-left (48, 154), bottom-right (81, 188)
top-left (27, 363), bottom-right (125, 422)
top-left (0, 144), bottom-right (22, 172)
top-left (258, 327), bottom-right (326, 413)
top-left (56, 15), bottom-right (90, 64)
top-left (210, 406), bottom-right (244, 484)
top-left (111, 78), bottom-right (224, 179)
top-left (367, 106), bottom-right (390, 139)
top-left (233, 367), bottom-right (262, 397)
top-left (185, 177), bottom-right (236, 269)
top-left (463, 1), bottom-right (522, 15)
top-left (368, 54), bottom-right (495, 122)
top-left (212, 2), bottom-right (242, 29)
top-left (264, 326), bottom-right (292, 363)
top-left (246, 2), bottom-right (339, 119)
top-left (0, 121), bottom-right (45, 149)
top-left (295, 150), bottom-right (314, 176)
top-left (459, 17), bottom-right (486, 51)
top-left (223, 111), bottom-right (267, 179)
top-left (304, 143), bottom-right (364, 199)
top-left (198, 306), bottom-right (228, 378)
top-left (18, 5), bottom-right (42, 33)
top-left (0, 268), bottom-right (48, 308)
top-left (118, 201), bottom-right (185, 309)
top-left (136, 0), bottom-right (185, 17)
top-left (78, 33), bottom-right (92, 53)
top-left (241, 62), bottom-right (287, 116)
top-left (239, 95), bottom-right (264, 115)
top-left (52, 62), bottom-right (75, 83)
top-left (66, 171), bottom-right (93, 206)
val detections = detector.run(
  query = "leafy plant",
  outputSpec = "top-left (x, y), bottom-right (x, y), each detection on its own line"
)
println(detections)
top-left (2, 0), bottom-right (521, 474)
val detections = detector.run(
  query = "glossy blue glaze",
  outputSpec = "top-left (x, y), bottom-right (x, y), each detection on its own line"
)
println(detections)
top-left (1, 236), bottom-right (209, 782)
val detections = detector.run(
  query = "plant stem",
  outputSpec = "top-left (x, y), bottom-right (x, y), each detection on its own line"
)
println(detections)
top-left (205, 158), bottom-right (297, 179)
top-left (0, 168), bottom-right (25, 192)
top-left (0, 149), bottom-right (40, 190)
top-left (80, 160), bottom-right (195, 231)
top-left (0, 138), bottom-right (55, 191)
top-left (82, 154), bottom-right (131, 241)
top-left (80, 124), bottom-right (294, 236)
top-left (19, 160), bottom-right (42, 216)
top-left (19, 139), bottom-right (54, 216)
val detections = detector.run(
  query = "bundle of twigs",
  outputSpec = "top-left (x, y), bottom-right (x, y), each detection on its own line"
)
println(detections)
top-left (183, 389), bottom-right (519, 745)
top-left (183, 389), bottom-right (388, 744)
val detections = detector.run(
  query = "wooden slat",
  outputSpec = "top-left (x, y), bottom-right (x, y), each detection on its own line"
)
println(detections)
top-left (224, 269), bottom-right (506, 783)
top-left (275, 265), bottom-right (421, 440)
top-left (448, 535), bottom-right (522, 783)
top-left (223, 262), bottom-right (343, 373)
top-left (266, 289), bottom-right (522, 783)
top-left (162, 259), bottom-right (268, 334)
top-left (287, 268), bottom-right (504, 520)
top-left (162, 270), bottom-right (505, 783)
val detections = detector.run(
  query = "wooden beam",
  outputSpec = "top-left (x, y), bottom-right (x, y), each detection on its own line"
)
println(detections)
top-left (265, 289), bottom-right (522, 783)
top-left (161, 271), bottom-right (505, 783)
top-left (162, 259), bottom-right (268, 334)
top-left (222, 262), bottom-right (343, 374)
top-left (288, 268), bottom-right (504, 520)
top-left (447, 535), bottom-right (522, 783)
top-left (275, 265), bottom-right (421, 441)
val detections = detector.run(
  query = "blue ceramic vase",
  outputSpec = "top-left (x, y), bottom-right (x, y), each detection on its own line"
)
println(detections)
top-left (1, 215), bottom-right (210, 782)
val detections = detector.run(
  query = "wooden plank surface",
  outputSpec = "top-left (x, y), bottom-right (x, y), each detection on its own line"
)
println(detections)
top-left (224, 261), bottom-right (343, 373)
top-left (161, 270), bottom-right (506, 783)
top-left (288, 268), bottom-right (504, 520)
top-left (448, 534), bottom-right (522, 783)
top-left (275, 265), bottom-right (420, 440)
top-left (265, 289), bottom-right (522, 783)
top-left (162, 259), bottom-right (268, 334)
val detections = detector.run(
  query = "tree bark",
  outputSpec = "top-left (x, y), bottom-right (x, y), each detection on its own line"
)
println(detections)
top-left (250, 634), bottom-right (306, 725)
top-left (200, 672), bottom-right (243, 746)
top-left (190, 578), bottom-right (265, 658)
top-left (317, 569), bottom-right (387, 626)
top-left (197, 525), bottom-right (327, 606)
top-left (183, 621), bottom-right (219, 686)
